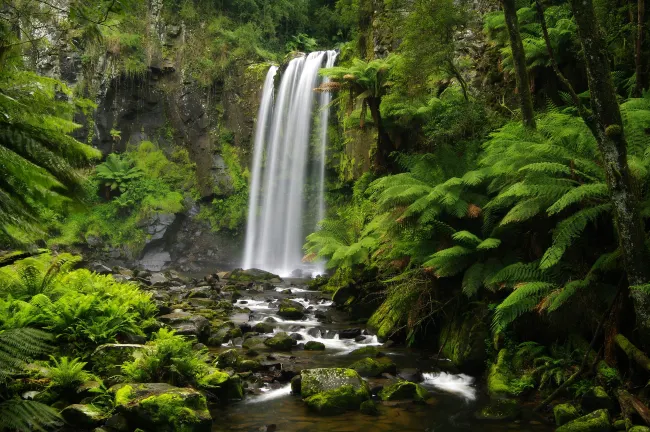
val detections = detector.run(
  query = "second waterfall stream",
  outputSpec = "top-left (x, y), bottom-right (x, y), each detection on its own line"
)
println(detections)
top-left (243, 51), bottom-right (338, 276)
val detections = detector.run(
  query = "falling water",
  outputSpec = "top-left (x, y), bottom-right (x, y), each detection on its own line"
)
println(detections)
top-left (243, 51), bottom-right (337, 275)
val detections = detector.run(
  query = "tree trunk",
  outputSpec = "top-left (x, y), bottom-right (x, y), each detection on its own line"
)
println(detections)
top-left (367, 96), bottom-right (393, 173)
top-left (501, 0), bottom-right (536, 128)
top-left (635, 0), bottom-right (646, 96)
top-left (570, 0), bottom-right (650, 343)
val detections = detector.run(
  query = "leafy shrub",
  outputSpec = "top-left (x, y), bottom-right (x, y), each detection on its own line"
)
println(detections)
top-left (43, 356), bottom-right (91, 395)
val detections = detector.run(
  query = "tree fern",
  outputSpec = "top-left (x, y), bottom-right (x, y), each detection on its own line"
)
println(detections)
top-left (492, 282), bottom-right (556, 331)
top-left (0, 328), bottom-right (52, 381)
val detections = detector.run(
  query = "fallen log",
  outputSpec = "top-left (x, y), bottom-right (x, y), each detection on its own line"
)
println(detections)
top-left (617, 389), bottom-right (650, 426)
top-left (615, 334), bottom-right (650, 372)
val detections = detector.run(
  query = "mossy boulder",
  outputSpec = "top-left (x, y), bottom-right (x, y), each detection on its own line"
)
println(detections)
top-left (91, 344), bottom-right (146, 376)
top-left (349, 357), bottom-right (396, 377)
top-left (439, 306), bottom-right (489, 373)
top-left (629, 427), bottom-right (650, 432)
top-left (215, 348), bottom-right (241, 368)
top-left (555, 403), bottom-right (580, 426)
top-left (159, 312), bottom-right (211, 342)
top-left (277, 299), bottom-right (306, 319)
top-left (242, 336), bottom-right (266, 350)
top-left (237, 359), bottom-right (261, 372)
top-left (556, 409), bottom-right (612, 432)
top-left (304, 341), bottom-right (326, 351)
top-left (581, 386), bottom-right (615, 412)
top-left (112, 383), bottom-right (212, 432)
top-left (360, 400), bottom-right (379, 415)
top-left (350, 346), bottom-right (380, 356)
top-left (487, 349), bottom-right (516, 397)
top-left (304, 384), bottom-right (369, 415)
top-left (253, 322), bottom-right (274, 333)
top-left (227, 268), bottom-right (281, 282)
top-left (61, 404), bottom-right (106, 428)
top-left (300, 368), bottom-right (370, 399)
top-left (475, 398), bottom-right (520, 421)
top-left (264, 332), bottom-right (295, 350)
top-left (378, 381), bottom-right (431, 402)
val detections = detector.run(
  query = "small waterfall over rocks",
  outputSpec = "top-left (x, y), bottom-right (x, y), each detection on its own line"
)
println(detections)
top-left (243, 51), bottom-right (337, 276)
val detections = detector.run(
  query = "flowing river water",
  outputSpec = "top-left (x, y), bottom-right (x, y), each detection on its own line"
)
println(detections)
top-left (208, 279), bottom-right (554, 432)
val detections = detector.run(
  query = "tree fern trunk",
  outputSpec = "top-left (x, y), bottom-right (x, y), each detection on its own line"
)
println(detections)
top-left (635, 0), bottom-right (646, 96)
top-left (367, 96), bottom-right (393, 173)
top-left (570, 0), bottom-right (650, 345)
top-left (501, 0), bottom-right (536, 129)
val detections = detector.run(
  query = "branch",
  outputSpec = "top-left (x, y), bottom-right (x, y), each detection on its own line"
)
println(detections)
top-left (614, 333), bottom-right (650, 372)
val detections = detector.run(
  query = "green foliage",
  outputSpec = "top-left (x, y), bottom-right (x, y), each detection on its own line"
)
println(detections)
top-left (95, 154), bottom-right (143, 194)
top-left (43, 356), bottom-right (90, 394)
top-left (121, 329), bottom-right (208, 386)
top-left (0, 399), bottom-right (61, 432)
top-left (0, 328), bottom-right (52, 382)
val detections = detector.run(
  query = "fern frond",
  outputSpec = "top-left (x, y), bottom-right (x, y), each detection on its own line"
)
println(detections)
top-left (492, 282), bottom-right (556, 331)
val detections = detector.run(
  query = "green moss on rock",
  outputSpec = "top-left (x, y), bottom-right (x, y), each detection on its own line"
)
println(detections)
top-left (556, 409), bottom-right (612, 432)
top-left (488, 349), bottom-right (516, 397)
top-left (554, 403), bottom-right (580, 426)
top-left (629, 427), bottom-right (650, 432)
top-left (360, 400), bottom-right (379, 415)
top-left (349, 357), bottom-right (396, 377)
top-left (304, 341), bottom-right (326, 351)
top-left (300, 368), bottom-right (370, 399)
top-left (264, 332), bottom-right (295, 350)
top-left (378, 381), bottom-right (431, 402)
top-left (278, 300), bottom-right (306, 319)
top-left (215, 349), bottom-right (241, 368)
top-left (304, 384), bottom-right (369, 415)
top-left (439, 306), bottom-right (489, 373)
top-left (475, 398), bottom-right (520, 421)
top-left (350, 346), bottom-right (380, 356)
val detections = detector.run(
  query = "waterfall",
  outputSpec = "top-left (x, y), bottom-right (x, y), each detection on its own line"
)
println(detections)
top-left (242, 51), bottom-right (337, 276)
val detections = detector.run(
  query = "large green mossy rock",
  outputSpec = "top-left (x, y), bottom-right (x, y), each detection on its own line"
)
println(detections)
top-left (277, 300), bottom-right (306, 319)
top-left (91, 344), bottom-right (147, 376)
top-left (226, 268), bottom-right (281, 282)
top-left (487, 349), bottom-right (517, 397)
top-left (554, 403), bottom-right (580, 426)
top-left (629, 427), bottom-right (650, 432)
top-left (112, 383), bottom-right (212, 432)
top-left (304, 341), bottom-right (326, 351)
top-left (350, 346), bottom-right (380, 356)
top-left (215, 348), bottom-right (241, 368)
top-left (198, 368), bottom-right (243, 400)
top-left (439, 306), bottom-right (489, 373)
top-left (378, 381), bottom-right (431, 402)
top-left (264, 332), bottom-right (295, 350)
top-left (556, 409), bottom-right (612, 432)
top-left (349, 357), bottom-right (396, 377)
top-left (304, 384), bottom-right (369, 415)
top-left (61, 404), bottom-right (106, 428)
top-left (300, 368), bottom-right (370, 399)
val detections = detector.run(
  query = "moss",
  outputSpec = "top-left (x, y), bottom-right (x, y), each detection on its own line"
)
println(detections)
top-left (215, 349), bottom-right (241, 368)
top-left (237, 360), bottom-right (261, 372)
top-left (556, 409), bottom-right (611, 432)
top-left (360, 400), bottom-right (379, 415)
top-left (304, 384), bottom-right (369, 415)
top-left (378, 381), bottom-right (431, 402)
top-left (629, 427), bottom-right (650, 432)
top-left (439, 307), bottom-right (488, 372)
top-left (264, 332), bottom-right (295, 350)
top-left (138, 392), bottom-right (210, 432)
top-left (304, 341), bottom-right (326, 351)
top-left (554, 403), bottom-right (580, 426)
top-left (350, 346), bottom-right (380, 356)
top-left (115, 385), bottom-right (135, 406)
top-left (198, 370), bottom-right (230, 389)
top-left (487, 349), bottom-right (516, 397)
top-left (300, 368), bottom-right (369, 399)
top-left (475, 398), bottom-right (520, 421)
top-left (349, 357), bottom-right (396, 377)
top-left (278, 299), bottom-right (305, 319)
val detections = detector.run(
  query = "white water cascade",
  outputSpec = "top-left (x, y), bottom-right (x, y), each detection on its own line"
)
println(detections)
top-left (243, 50), bottom-right (338, 276)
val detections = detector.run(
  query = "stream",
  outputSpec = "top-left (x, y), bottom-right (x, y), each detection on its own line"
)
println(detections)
top-left (209, 279), bottom-right (554, 432)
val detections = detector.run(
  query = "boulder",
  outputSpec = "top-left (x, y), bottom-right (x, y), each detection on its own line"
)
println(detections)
top-left (349, 357), bottom-right (396, 377)
top-left (304, 341), bottom-right (326, 351)
top-left (487, 349), bottom-right (516, 397)
top-left (277, 299), bottom-right (306, 319)
top-left (61, 404), bottom-right (106, 428)
top-left (581, 386), bottom-right (615, 412)
top-left (113, 383), bottom-right (212, 432)
top-left (555, 403), bottom-right (580, 426)
top-left (264, 332), bottom-right (295, 351)
top-left (360, 400), bottom-right (379, 415)
top-left (242, 336), bottom-right (266, 350)
top-left (215, 349), bottom-right (241, 368)
top-left (227, 268), bottom-right (281, 282)
top-left (198, 369), bottom-right (244, 401)
top-left (439, 305), bottom-right (489, 373)
top-left (253, 322), bottom-right (275, 334)
top-left (338, 328), bottom-right (362, 339)
top-left (91, 344), bottom-right (147, 376)
top-left (300, 368), bottom-right (370, 415)
top-left (238, 359), bottom-right (262, 372)
top-left (159, 312), bottom-right (211, 342)
top-left (475, 398), bottom-right (520, 421)
top-left (378, 381), bottom-right (431, 402)
top-left (630, 427), bottom-right (650, 432)
top-left (556, 409), bottom-right (612, 432)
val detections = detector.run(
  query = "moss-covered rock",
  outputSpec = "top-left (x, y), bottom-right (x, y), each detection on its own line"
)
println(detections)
top-left (487, 349), bottom-right (516, 397)
top-left (629, 427), bottom-right (650, 432)
top-left (378, 381), bottom-right (431, 402)
top-left (226, 268), bottom-right (281, 282)
top-left (360, 400), bottom-right (379, 415)
top-left (61, 404), bottom-right (106, 428)
top-left (264, 332), bottom-right (295, 350)
top-left (237, 359), bottom-right (261, 372)
top-left (242, 336), bottom-right (266, 350)
top-left (475, 398), bottom-right (520, 421)
top-left (278, 299), bottom-right (306, 319)
top-left (112, 383), bottom-right (212, 432)
top-left (581, 386), bottom-right (615, 412)
top-left (291, 375), bottom-right (302, 394)
top-left (304, 384), bottom-right (369, 415)
top-left (349, 357), bottom-right (396, 377)
top-left (300, 368), bottom-right (370, 399)
top-left (554, 403), bottom-right (580, 426)
top-left (350, 346), bottom-right (380, 356)
top-left (439, 306), bottom-right (489, 373)
top-left (215, 348), bottom-right (241, 368)
top-left (304, 341), bottom-right (326, 351)
top-left (91, 344), bottom-right (146, 376)
top-left (159, 312), bottom-right (211, 342)
top-left (198, 369), bottom-right (230, 389)
top-left (253, 322), bottom-right (274, 333)
top-left (556, 409), bottom-right (612, 432)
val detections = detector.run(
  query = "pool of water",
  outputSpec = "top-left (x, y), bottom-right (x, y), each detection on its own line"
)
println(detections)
top-left (211, 283), bottom-right (553, 432)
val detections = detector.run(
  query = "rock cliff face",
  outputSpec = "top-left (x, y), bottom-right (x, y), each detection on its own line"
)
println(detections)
top-left (35, 4), bottom-right (267, 273)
